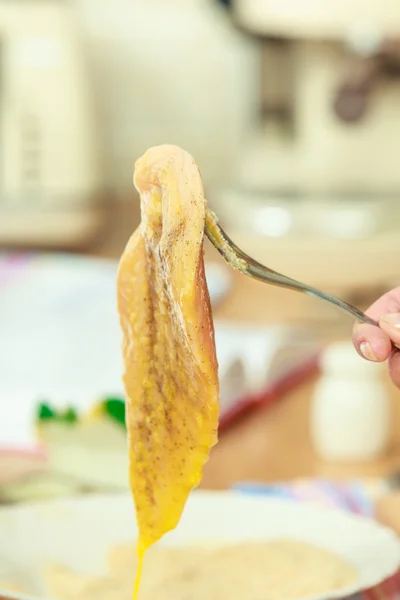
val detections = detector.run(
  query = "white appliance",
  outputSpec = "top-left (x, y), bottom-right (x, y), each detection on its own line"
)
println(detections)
top-left (77, 0), bottom-right (258, 191)
top-left (230, 0), bottom-right (400, 197)
top-left (0, 1), bottom-right (105, 248)
top-left (210, 0), bottom-right (400, 294)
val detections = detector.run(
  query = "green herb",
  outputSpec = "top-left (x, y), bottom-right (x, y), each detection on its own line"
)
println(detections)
top-left (103, 397), bottom-right (126, 428)
top-left (62, 407), bottom-right (78, 424)
top-left (37, 402), bottom-right (56, 421)
top-left (36, 397), bottom-right (126, 428)
top-left (36, 402), bottom-right (78, 425)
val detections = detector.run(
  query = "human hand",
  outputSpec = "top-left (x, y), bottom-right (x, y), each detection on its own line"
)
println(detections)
top-left (352, 286), bottom-right (400, 388)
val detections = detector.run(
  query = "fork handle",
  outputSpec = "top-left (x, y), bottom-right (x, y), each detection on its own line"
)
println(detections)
top-left (204, 209), bottom-right (378, 327)
top-left (246, 261), bottom-right (378, 327)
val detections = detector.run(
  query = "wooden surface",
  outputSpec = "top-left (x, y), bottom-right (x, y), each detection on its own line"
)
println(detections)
top-left (199, 271), bottom-right (400, 489)
top-left (201, 372), bottom-right (400, 489)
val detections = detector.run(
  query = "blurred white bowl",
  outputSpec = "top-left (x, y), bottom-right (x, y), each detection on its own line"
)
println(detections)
top-left (0, 490), bottom-right (399, 600)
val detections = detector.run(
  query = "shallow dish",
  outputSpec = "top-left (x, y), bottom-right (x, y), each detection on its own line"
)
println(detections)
top-left (0, 490), bottom-right (399, 600)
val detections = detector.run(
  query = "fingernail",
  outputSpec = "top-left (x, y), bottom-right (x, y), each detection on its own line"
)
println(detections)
top-left (380, 312), bottom-right (400, 329)
top-left (360, 341), bottom-right (378, 361)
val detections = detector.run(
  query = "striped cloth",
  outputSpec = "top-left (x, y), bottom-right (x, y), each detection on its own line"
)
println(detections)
top-left (234, 480), bottom-right (400, 600)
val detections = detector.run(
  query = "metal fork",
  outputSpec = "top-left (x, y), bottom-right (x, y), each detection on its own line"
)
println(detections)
top-left (204, 208), bottom-right (378, 327)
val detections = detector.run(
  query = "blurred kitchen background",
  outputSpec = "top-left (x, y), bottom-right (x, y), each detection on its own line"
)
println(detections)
top-left (1, 0), bottom-right (400, 510)
top-left (3, 0), bottom-right (400, 303)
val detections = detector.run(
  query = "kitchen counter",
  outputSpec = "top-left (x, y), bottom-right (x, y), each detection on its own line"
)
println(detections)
top-left (201, 369), bottom-right (400, 489)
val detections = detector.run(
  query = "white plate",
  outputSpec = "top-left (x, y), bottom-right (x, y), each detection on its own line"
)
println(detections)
top-left (0, 490), bottom-right (399, 600)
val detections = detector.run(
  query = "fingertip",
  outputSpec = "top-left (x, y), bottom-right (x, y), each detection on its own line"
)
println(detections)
top-left (352, 323), bottom-right (392, 362)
